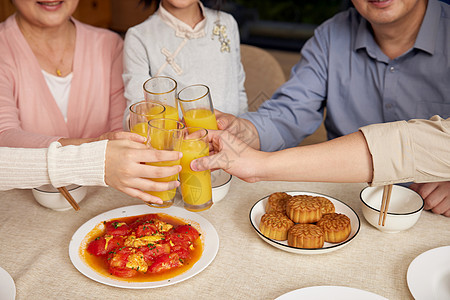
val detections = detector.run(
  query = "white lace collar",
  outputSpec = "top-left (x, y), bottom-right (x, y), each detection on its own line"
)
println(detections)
top-left (158, 1), bottom-right (206, 39)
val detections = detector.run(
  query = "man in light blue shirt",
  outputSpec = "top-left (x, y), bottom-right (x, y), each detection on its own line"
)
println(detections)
top-left (217, 0), bottom-right (450, 216)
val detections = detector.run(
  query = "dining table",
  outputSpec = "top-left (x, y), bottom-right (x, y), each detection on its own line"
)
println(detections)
top-left (0, 177), bottom-right (449, 300)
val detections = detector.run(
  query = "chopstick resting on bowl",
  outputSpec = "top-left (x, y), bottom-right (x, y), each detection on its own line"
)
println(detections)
top-left (57, 187), bottom-right (80, 211)
top-left (378, 184), bottom-right (393, 226)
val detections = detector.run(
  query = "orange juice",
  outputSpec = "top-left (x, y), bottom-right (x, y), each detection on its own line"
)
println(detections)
top-left (130, 122), bottom-right (148, 138)
top-left (146, 159), bottom-right (181, 203)
top-left (179, 138), bottom-right (212, 211)
top-left (147, 119), bottom-right (184, 206)
top-left (146, 105), bottom-right (166, 118)
top-left (129, 102), bottom-right (165, 138)
top-left (183, 108), bottom-right (218, 130)
top-left (148, 128), bottom-right (171, 150)
top-left (163, 105), bottom-right (179, 122)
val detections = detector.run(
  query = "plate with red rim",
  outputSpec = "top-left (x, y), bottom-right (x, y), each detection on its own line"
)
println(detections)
top-left (69, 204), bottom-right (219, 289)
top-left (249, 191), bottom-right (360, 254)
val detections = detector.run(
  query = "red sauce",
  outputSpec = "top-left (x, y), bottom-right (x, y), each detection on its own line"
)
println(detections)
top-left (79, 213), bottom-right (203, 282)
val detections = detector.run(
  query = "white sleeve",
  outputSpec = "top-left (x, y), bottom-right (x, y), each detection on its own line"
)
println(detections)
top-left (0, 147), bottom-right (50, 190)
top-left (47, 140), bottom-right (108, 188)
top-left (0, 140), bottom-right (108, 191)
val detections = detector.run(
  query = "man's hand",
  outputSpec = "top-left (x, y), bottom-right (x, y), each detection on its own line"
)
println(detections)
top-left (215, 110), bottom-right (261, 150)
top-left (409, 181), bottom-right (450, 217)
top-left (191, 129), bottom-right (267, 183)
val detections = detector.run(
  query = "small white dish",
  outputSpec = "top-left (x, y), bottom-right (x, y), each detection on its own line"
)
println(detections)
top-left (407, 246), bottom-right (450, 300)
top-left (211, 169), bottom-right (232, 203)
top-left (69, 204), bottom-right (219, 289)
top-left (275, 286), bottom-right (387, 300)
top-left (249, 191), bottom-right (360, 254)
top-left (0, 266), bottom-right (15, 300)
top-left (32, 184), bottom-right (87, 211)
top-left (360, 185), bottom-right (424, 233)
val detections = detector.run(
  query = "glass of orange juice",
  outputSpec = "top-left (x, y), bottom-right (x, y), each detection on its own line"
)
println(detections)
top-left (143, 76), bottom-right (179, 122)
top-left (147, 118), bottom-right (185, 208)
top-left (179, 127), bottom-right (213, 212)
top-left (177, 84), bottom-right (218, 130)
top-left (129, 100), bottom-right (166, 138)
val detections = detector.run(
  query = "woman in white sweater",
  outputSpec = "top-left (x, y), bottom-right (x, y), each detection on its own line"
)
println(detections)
top-left (0, 138), bottom-right (181, 205)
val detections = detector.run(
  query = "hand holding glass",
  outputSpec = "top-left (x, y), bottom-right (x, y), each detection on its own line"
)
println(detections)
top-left (146, 118), bottom-right (185, 208)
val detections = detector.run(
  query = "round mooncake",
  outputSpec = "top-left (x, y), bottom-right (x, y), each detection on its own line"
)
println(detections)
top-left (259, 212), bottom-right (294, 241)
top-left (287, 224), bottom-right (324, 249)
top-left (316, 213), bottom-right (351, 243)
top-left (265, 192), bottom-right (291, 213)
top-left (286, 195), bottom-right (322, 223)
top-left (316, 196), bottom-right (335, 214)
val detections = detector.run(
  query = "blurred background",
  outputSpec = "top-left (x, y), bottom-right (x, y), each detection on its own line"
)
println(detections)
top-left (0, 0), bottom-right (350, 84)
top-left (218, 0), bottom-right (349, 51)
top-left (0, 0), bottom-right (350, 51)
top-left (0, 0), bottom-right (349, 144)
top-left (0, 0), bottom-right (352, 95)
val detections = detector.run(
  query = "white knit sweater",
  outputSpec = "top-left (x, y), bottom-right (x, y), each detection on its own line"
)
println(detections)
top-left (123, 2), bottom-right (247, 127)
top-left (0, 141), bottom-right (107, 190)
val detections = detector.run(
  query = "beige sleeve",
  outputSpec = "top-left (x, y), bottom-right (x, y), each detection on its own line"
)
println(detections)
top-left (359, 115), bottom-right (450, 186)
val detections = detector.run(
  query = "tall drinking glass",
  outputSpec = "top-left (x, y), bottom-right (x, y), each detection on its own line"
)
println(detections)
top-left (143, 76), bottom-right (179, 121)
top-left (147, 118), bottom-right (185, 208)
top-left (129, 100), bottom-right (166, 138)
top-left (177, 84), bottom-right (218, 130)
top-left (179, 127), bottom-right (213, 212)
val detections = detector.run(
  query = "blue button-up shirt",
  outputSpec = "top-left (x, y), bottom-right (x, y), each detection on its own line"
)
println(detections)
top-left (242, 0), bottom-right (450, 152)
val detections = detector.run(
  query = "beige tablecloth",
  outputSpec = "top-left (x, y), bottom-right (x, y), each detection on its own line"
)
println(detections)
top-left (1, 179), bottom-right (449, 300)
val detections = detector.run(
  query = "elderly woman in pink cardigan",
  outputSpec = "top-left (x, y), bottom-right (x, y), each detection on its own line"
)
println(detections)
top-left (0, 0), bottom-right (129, 148)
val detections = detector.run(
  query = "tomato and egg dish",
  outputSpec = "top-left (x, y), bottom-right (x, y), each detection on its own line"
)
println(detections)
top-left (81, 213), bottom-right (202, 281)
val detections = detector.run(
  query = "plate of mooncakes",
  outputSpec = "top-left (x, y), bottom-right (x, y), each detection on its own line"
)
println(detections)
top-left (249, 191), bottom-right (360, 254)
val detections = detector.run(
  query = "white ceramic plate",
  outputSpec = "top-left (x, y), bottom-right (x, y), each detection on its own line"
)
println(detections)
top-left (0, 266), bottom-right (15, 300)
top-left (69, 205), bottom-right (219, 289)
top-left (249, 191), bottom-right (360, 254)
top-left (407, 246), bottom-right (450, 300)
top-left (275, 286), bottom-right (387, 300)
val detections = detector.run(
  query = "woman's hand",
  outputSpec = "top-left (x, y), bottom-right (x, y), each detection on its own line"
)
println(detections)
top-left (96, 131), bottom-right (146, 143)
top-left (105, 139), bottom-right (182, 204)
top-left (59, 131), bottom-right (146, 146)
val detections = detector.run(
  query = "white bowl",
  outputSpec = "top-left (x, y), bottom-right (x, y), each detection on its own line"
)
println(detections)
top-left (360, 185), bottom-right (424, 233)
top-left (211, 169), bottom-right (232, 203)
top-left (32, 184), bottom-right (87, 211)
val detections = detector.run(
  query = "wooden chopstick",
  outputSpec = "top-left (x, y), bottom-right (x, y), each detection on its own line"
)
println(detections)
top-left (382, 185), bottom-right (393, 226)
top-left (378, 186), bottom-right (388, 225)
top-left (57, 187), bottom-right (80, 211)
top-left (378, 184), bottom-right (393, 226)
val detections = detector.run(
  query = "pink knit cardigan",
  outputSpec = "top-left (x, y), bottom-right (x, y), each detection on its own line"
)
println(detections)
top-left (0, 15), bottom-right (126, 148)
